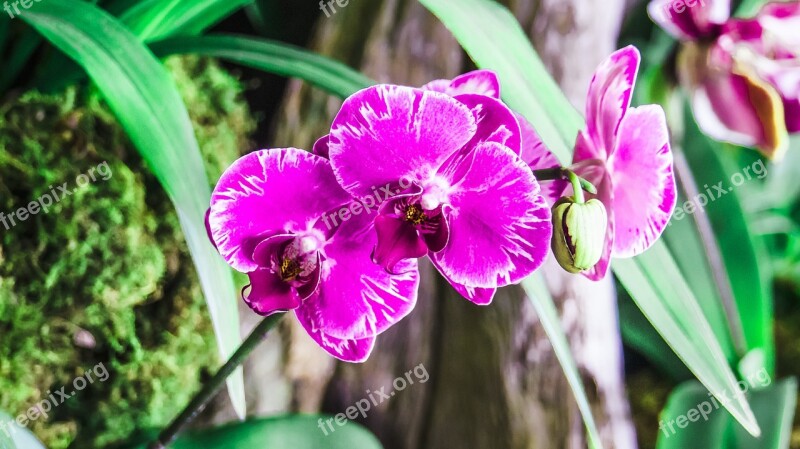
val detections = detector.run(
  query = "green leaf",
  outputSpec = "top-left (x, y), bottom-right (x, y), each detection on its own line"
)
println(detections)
top-left (0, 412), bottom-right (46, 449)
top-left (735, 0), bottom-right (768, 17)
top-left (615, 244), bottom-right (761, 437)
top-left (656, 378), bottom-right (797, 449)
top-left (680, 103), bottom-right (774, 373)
top-left (520, 274), bottom-right (604, 449)
top-left (419, 0), bottom-right (583, 163)
top-left (20, 0), bottom-right (246, 418)
top-left (119, 0), bottom-right (253, 42)
top-left (124, 415), bottom-right (385, 449)
top-left (149, 35), bottom-right (374, 99)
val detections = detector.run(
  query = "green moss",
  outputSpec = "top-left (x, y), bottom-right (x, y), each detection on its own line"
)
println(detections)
top-left (0, 56), bottom-right (253, 448)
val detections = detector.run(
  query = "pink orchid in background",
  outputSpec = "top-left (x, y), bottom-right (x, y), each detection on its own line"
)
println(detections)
top-left (325, 84), bottom-right (552, 305)
top-left (649, 0), bottom-right (800, 159)
top-left (528, 46), bottom-right (677, 280)
top-left (206, 148), bottom-right (419, 362)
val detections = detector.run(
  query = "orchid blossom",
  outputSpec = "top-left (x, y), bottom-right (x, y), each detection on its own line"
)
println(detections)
top-left (322, 84), bottom-right (552, 305)
top-left (206, 148), bottom-right (419, 362)
top-left (649, 0), bottom-right (800, 159)
top-left (420, 61), bottom-right (676, 280)
top-left (527, 46), bottom-right (677, 280)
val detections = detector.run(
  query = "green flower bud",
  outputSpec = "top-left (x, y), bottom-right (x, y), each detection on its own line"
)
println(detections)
top-left (551, 197), bottom-right (608, 274)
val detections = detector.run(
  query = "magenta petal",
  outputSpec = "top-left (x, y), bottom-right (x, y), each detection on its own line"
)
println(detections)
top-left (208, 148), bottom-right (351, 272)
top-left (423, 70), bottom-right (501, 98)
top-left (430, 257), bottom-right (496, 305)
top-left (516, 112), bottom-right (568, 205)
top-left (295, 311), bottom-right (376, 362)
top-left (447, 70), bottom-right (501, 98)
top-left (433, 142), bottom-right (552, 288)
top-left (583, 46), bottom-right (640, 160)
top-left (373, 214), bottom-right (429, 272)
top-left (243, 268), bottom-right (300, 315)
top-left (312, 135), bottom-right (330, 159)
top-left (295, 252), bottom-right (322, 300)
top-left (608, 106), bottom-right (676, 258)
top-left (300, 212), bottom-right (419, 340)
top-left (691, 70), bottom-right (766, 148)
top-left (252, 233), bottom-right (294, 266)
top-left (648, 0), bottom-right (730, 40)
top-left (421, 209), bottom-right (450, 253)
top-left (454, 94), bottom-right (522, 155)
top-left (204, 209), bottom-right (217, 249)
top-left (328, 85), bottom-right (476, 198)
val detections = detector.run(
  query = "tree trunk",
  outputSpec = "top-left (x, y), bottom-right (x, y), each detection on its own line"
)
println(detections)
top-left (264, 1), bottom-right (638, 448)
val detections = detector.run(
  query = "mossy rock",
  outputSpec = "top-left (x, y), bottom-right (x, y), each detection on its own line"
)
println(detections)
top-left (0, 55), bottom-right (254, 448)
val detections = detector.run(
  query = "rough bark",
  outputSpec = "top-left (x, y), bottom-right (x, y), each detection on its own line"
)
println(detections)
top-left (263, 1), bottom-right (638, 448)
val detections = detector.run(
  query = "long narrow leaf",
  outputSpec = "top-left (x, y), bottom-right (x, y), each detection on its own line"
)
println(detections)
top-left (119, 0), bottom-right (253, 42)
top-left (419, 0), bottom-right (582, 163)
top-left (21, 0), bottom-right (246, 418)
top-left (149, 35), bottom-right (374, 99)
top-left (419, 0), bottom-right (762, 435)
top-left (520, 275), bottom-right (604, 449)
top-left (616, 244), bottom-right (760, 436)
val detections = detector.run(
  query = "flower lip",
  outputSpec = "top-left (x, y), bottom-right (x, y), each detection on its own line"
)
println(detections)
top-left (251, 232), bottom-right (324, 300)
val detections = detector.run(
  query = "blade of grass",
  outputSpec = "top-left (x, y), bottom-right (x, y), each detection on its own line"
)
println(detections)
top-left (419, 0), bottom-right (582, 163)
top-left (21, 0), bottom-right (246, 418)
top-left (520, 274), bottom-right (604, 449)
top-left (149, 35), bottom-right (374, 99)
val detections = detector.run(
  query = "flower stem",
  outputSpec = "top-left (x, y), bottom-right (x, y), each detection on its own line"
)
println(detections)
top-left (532, 168), bottom-right (596, 201)
top-left (565, 170), bottom-right (586, 204)
top-left (147, 313), bottom-right (285, 449)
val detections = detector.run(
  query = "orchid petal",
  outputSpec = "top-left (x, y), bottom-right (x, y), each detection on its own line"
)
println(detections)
top-left (296, 312), bottom-right (376, 363)
top-left (328, 85), bottom-right (476, 198)
top-left (301, 212), bottom-right (419, 340)
top-left (373, 214), bottom-right (429, 273)
top-left (583, 46), bottom-right (640, 160)
top-left (432, 142), bottom-right (552, 288)
top-left (608, 106), bottom-right (677, 258)
top-left (430, 257), bottom-right (497, 305)
top-left (243, 268), bottom-right (300, 315)
top-left (423, 70), bottom-right (501, 98)
top-left (516, 112), bottom-right (567, 205)
top-left (208, 149), bottom-right (351, 272)
top-left (454, 93), bottom-right (522, 155)
top-left (648, 0), bottom-right (730, 40)
top-left (313, 135), bottom-right (330, 159)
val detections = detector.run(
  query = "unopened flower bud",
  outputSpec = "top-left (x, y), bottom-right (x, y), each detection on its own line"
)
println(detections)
top-left (551, 197), bottom-right (608, 274)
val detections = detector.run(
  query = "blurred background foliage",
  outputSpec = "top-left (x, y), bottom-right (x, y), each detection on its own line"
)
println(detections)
top-left (0, 56), bottom-right (252, 447)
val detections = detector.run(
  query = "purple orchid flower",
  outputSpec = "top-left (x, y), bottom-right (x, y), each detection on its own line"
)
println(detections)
top-left (527, 46), bottom-right (677, 280)
top-left (206, 148), bottom-right (419, 362)
top-left (319, 84), bottom-right (552, 305)
top-left (649, 0), bottom-right (800, 159)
